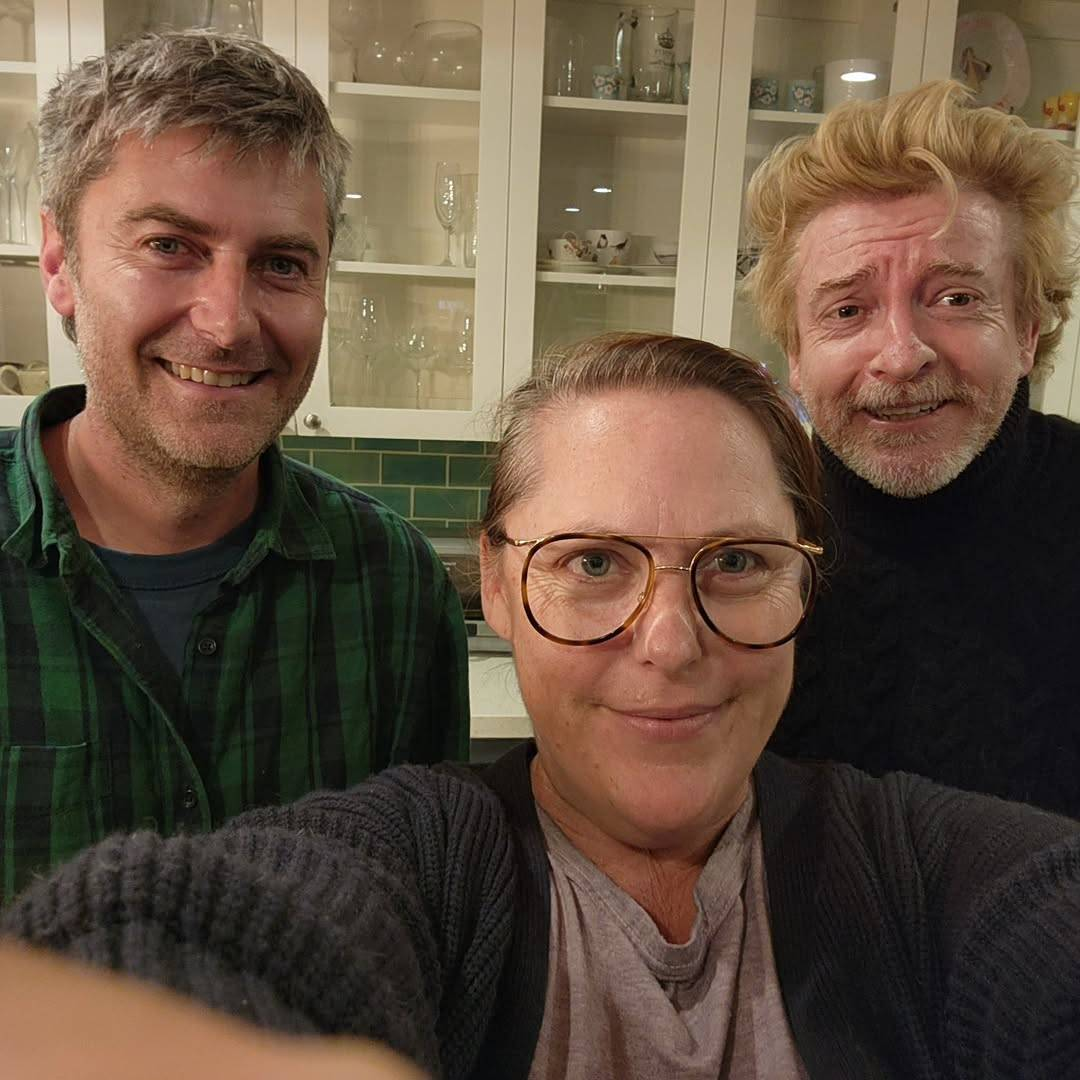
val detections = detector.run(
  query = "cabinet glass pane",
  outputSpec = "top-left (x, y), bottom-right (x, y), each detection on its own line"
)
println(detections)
top-left (104, 1), bottom-right (264, 45)
top-left (533, 0), bottom-right (693, 360)
top-left (0, 60), bottom-right (46, 400)
top-left (953, 1), bottom-right (1080, 136)
top-left (730, 0), bottom-right (898, 385)
top-left (326, 0), bottom-right (483, 410)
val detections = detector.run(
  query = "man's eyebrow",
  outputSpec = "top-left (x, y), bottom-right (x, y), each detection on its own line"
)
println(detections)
top-left (923, 260), bottom-right (987, 280)
top-left (809, 265), bottom-right (877, 305)
top-left (120, 205), bottom-right (323, 264)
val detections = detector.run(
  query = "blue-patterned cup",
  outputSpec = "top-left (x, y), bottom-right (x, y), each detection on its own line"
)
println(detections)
top-left (592, 65), bottom-right (622, 101)
top-left (788, 79), bottom-right (817, 112)
top-left (749, 76), bottom-right (779, 109)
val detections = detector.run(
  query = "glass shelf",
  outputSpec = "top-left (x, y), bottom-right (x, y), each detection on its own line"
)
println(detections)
top-left (536, 270), bottom-right (675, 288)
top-left (333, 81), bottom-right (480, 104)
top-left (543, 97), bottom-right (688, 139)
top-left (333, 261), bottom-right (476, 279)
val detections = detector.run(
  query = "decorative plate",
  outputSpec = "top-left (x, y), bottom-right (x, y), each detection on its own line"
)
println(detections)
top-left (952, 11), bottom-right (1030, 114)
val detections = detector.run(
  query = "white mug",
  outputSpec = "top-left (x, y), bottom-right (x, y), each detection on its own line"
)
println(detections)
top-left (585, 229), bottom-right (631, 266)
top-left (0, 365), bottom-right (48, 396)
top-left (548, 233), bottom-right (591, 262)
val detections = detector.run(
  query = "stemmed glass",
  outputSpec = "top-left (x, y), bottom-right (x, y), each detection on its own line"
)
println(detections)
top-left (13, 123), bottom-right (37, 245)
top-left (433, 161), bottom-right (460, 267)
top-left (330, 0), bottom-right (366, 81)
top-left (201, 0), bottom-right (259, 36)
top-left (0, 134), bottom-right (17, 244)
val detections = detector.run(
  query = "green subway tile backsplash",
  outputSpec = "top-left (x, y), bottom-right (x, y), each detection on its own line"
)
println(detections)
top-left (420, 439), bottom-right (488, 454)
top-left (312, 451), bottom-right (380, 484)
top-left (449, 455), bottom-right (492, 486)
top-left (356, 437), bottom-right (419, 451)
top-left (414, 487), bottom-right (480, 520)
top-left (282, 435), bottom-right (353, 450)
top-left (382, 453), bottom-right (448, 486)
top-left (280, 435), bottom-right (490, 533)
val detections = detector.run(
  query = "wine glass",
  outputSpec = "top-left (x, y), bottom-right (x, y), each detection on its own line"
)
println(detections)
top-left (433, 161), bottom-right (460, 267)
top-left (329, 0), bottom-right (366, 81)
top-left (201, 0), bottom-right (259, 36)
top-left (13, 122), bottom-right (37, 245)
top-left (0, 133), bottom-right (17, 244)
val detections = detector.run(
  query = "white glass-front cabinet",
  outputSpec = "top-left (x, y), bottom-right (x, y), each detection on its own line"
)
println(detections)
top-left (296, 0), bottom-right (512, 438)
top-left (0, 0), bottom-right (70, 426)
top-left (500, 0), bottom-right (722, 393)
top-left (5, 0), bottom-right (1079, 433)
top-left (922, 0), bottom-right (1080, 419)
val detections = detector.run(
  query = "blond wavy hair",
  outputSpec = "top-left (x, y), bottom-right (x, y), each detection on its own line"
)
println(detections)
top-left (743, 80), bottom-right (1079, 378)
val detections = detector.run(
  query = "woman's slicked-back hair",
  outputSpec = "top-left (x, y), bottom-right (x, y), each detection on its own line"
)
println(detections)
top-left (743, 79), bottom-right (1079, 377)
top-left (480, 332), bottom-right (824, 546)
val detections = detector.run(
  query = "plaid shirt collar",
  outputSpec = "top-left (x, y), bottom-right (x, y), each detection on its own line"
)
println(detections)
top-left (2, 384), bottom-right (336, 571)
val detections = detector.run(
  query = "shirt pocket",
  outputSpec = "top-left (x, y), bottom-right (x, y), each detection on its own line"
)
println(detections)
top-left (0, 742), bottom-right (112, 902)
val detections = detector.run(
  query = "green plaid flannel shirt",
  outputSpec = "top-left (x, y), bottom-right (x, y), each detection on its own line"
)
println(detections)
top-left (0, 387), bottom-right (469, 903)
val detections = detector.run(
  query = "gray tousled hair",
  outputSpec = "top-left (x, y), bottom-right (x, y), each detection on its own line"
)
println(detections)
top-left (40, 29), bottom-right (350, 252)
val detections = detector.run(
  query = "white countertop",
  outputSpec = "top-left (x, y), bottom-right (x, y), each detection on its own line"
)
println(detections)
top-left (468, 655), bottom-right (532, 739)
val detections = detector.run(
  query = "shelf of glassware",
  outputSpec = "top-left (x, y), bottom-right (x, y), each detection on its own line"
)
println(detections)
top-left (542, 96), bottom-right (688, 139)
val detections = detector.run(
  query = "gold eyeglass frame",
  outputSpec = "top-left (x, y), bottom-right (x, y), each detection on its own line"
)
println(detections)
top-left (493, 531), bottom-right (824, 649)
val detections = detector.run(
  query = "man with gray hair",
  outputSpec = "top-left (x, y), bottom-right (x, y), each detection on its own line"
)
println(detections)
top-left (0, 29), bottom-right (469, 902)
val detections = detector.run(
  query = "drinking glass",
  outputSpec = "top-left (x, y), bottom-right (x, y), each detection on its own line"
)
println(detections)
top-left (631, 6), bottom-right (677, 103)
top-left (433, 161), bottom-right (460, 267)
top-left (396, 325), bottom-right (438, 408)
top-left (456, 173), bottom-right (478, 268)
top-left (0, 134), bottom-right (17, 244)
top-left (13, 122), bottom-right (37, 245)
top-left (201, 0), bottom-right (259, 36)
top-left (330, 0), bottom-right (365, 81)
top-left (544, 17), bottom-right (585, 97)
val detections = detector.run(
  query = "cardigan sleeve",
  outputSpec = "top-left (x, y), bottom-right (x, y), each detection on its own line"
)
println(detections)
top-left (900, 773), bottom-right (1080, 1080)
top-left (0, 766), bottom-right (516, 1080)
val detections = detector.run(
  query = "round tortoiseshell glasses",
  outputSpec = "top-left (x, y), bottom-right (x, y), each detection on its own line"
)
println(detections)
top-left (494, 532), bottom-right (823, 649)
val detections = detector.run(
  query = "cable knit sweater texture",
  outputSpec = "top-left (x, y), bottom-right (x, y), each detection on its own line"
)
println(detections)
top-left (5, 743), bottom-right (1080, 1079)
top-left (771, 381), bottom-right (1080, 817)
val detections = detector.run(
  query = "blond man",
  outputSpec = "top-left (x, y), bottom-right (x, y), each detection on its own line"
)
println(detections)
top-left (745, 80), bottom-right (1080, 816)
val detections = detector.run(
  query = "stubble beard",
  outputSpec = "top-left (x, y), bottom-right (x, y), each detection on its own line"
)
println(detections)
top-left (801, 374), bottom-right (1018, 499)
top-left (72, 295), bottom-right (315, 498)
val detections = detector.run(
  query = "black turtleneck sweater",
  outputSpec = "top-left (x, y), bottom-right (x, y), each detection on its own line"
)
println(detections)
top-left (771, 380), bottom-right (1080, 818)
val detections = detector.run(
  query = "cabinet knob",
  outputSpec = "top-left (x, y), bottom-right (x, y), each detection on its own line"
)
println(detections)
top-left (302, 413), bottom-right (322, 430)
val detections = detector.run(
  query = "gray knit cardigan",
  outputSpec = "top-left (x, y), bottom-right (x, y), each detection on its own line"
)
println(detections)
top-left (4, 742), bottom-right (1080, 1079)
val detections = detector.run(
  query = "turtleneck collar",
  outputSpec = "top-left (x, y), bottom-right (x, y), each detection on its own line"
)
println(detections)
top-left (817, 378), bottom-right (1031, 532)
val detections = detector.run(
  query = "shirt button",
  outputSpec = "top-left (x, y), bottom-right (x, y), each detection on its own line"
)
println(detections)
top-left (197, 636), bottom-right (218, 656)
top-left (181, 786), bottom-right (198, 810)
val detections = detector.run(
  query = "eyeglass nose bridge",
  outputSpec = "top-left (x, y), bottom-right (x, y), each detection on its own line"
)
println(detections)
top-left (630, 562), bottom-right (698, 626)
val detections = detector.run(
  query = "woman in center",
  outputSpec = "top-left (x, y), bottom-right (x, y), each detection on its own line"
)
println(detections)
top-left (480, 333), bottom-right (819, 1076)
top-left (4, 332), bottom-right (1078, 1080)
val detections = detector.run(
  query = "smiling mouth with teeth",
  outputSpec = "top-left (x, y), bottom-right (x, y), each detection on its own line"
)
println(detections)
top-left (163, 360), bottom-right (261, 388)
top-left (869, 401), bottom-right (943, 421)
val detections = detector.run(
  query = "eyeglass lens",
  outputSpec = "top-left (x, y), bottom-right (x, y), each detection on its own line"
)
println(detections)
top-left (524, 536), bottom-right (812, 646)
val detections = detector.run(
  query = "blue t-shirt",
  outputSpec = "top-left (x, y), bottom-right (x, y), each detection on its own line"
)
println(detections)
top-left (91, 517), bottom-right (256, 675)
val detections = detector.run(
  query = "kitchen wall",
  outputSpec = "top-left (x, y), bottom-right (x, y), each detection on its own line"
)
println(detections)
top-left (281, 434), bottom-right (493, 538)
